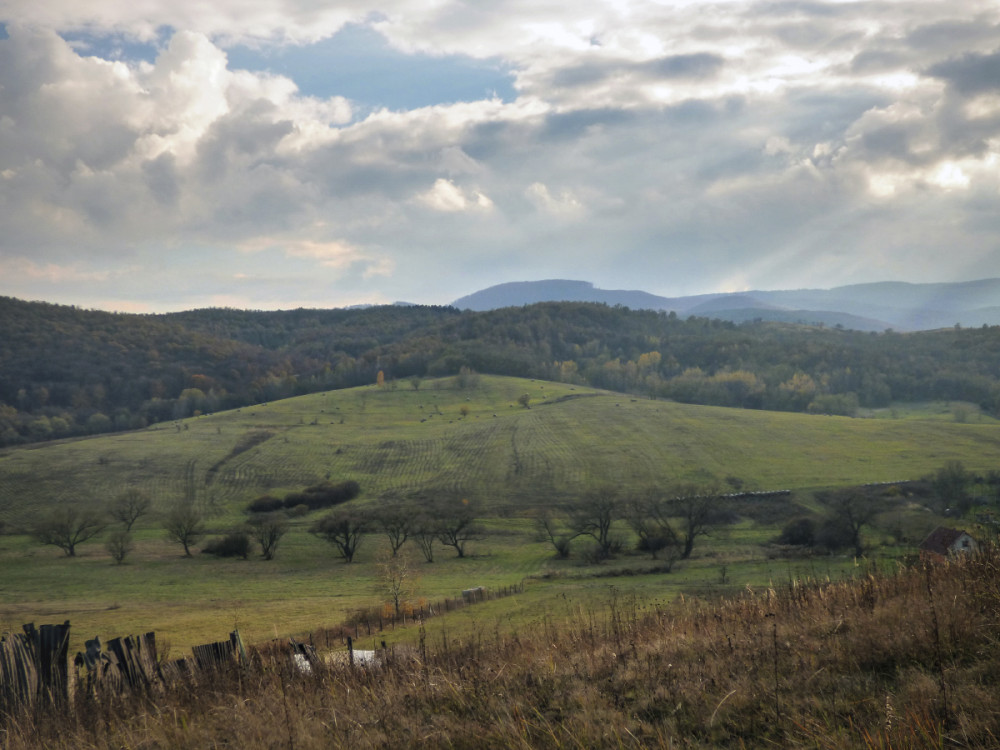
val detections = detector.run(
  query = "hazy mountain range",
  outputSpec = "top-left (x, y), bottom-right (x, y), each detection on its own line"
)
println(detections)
top-left (452, 279), bottom-right (1000, 332)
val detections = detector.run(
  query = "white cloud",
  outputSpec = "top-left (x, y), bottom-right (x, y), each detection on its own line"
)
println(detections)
top-left (417, 178), bottom-right (493, 212)
top-left (525, 182), bottom-right (582, 217)
top-left (2, 1), bottom-right (1000, 310)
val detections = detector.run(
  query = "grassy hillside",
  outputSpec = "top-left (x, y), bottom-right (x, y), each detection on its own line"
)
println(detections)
top-left (3, 375), bottom-right (999, 526)
top-left (8, 294), bottom-right (1000, 450)
top-left (1, 375), bottom-right (998, 652)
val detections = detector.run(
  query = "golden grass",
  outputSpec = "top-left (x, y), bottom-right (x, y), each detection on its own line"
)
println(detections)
top-left (5, 548), bottom-right (1000, 749)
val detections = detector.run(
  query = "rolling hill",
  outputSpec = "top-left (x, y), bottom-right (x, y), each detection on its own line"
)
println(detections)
top-left (453, 278), bottom-right (1000, 331)
top-left (3, 375), bottom-right (998, 529)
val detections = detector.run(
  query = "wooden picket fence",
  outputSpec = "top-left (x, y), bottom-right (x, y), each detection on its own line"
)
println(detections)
top-left (1, 580), bottom-right (525, 721)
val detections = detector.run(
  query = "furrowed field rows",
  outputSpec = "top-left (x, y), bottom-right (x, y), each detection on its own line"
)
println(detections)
top-left (350, 436), bottom-right (450, 494)
top-left (5, 376), bottom-right (1000, 531)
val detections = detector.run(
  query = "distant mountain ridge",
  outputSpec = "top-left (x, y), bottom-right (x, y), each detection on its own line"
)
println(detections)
top-left (452, 279), bottom-right (1000, 331)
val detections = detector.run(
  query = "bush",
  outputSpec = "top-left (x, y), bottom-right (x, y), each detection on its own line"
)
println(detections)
top-left (105, 529), bottom-right (133, 564)
top-left (202, 532), bottom-right (252, 559)
top-left (246, 495), bottom-right (284, 514)
top-left (776, 517), bottom-right (816, 547)
top-left (283, 480), bottom-right (361, 511)
top-left (816, 518), bottom-right (855, 552)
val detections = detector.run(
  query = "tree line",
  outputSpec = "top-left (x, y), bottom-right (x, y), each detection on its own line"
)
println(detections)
top-left (27, 460), bottom-right (997, 566)
top-left (6, 295), bottom-right (1000, 446)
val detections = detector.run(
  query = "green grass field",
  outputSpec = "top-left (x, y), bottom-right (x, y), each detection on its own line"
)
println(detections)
top-left (1, 375), bottom-right (997, 653)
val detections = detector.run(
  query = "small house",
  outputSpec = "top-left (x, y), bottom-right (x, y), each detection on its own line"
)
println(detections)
top-left (919, 526), bottom-right (977, 560)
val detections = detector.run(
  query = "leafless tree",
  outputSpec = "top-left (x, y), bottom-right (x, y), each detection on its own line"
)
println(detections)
top-left (108, 488), bottom-right (151, 531)
top-left (33, 505), bottom-right (106, 557)
top-left (371, 497), bottom-right (415, 556)
top-left (311, 509), bottom-right (369, 563)
top-left (434, 498), bottom-right (483, 558)
top-left (412, 514), bottom-right (439, 562)
top-left (163, 502), bottom-right (205, 557)
top-left (535, 507), bottom-right (580, 558)
top-left (105, 529), bottom-right (133, 564)
top-left (248, 513), bottom-right (288, 560)
top-left (667, 483), bottom-right (727, 560)
top-left (376, 549), bottom-right (418, 617)
top-left (817, 488), bottom-right (881, 557)
top-left (627, 489), bottom-right (681, 564)
top-left (572, 487), bottom-right (621, 558)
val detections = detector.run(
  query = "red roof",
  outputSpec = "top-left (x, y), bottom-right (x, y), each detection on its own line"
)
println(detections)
top-left (919, 526), bottom-right (969, 556)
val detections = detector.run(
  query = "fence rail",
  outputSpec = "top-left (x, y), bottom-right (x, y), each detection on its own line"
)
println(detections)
top-left (1, 581), bottom-right (524, 721)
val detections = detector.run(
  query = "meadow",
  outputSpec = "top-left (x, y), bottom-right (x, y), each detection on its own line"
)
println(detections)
top-left (1, 375), bottom-right (998, 654)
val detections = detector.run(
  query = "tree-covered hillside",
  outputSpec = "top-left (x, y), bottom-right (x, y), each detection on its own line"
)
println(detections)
top-left (3, 295), bottom-right (1000, 446)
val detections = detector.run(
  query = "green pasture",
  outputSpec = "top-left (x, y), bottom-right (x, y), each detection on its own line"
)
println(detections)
top-left (1, 375), bottom-right (998, 653)
top-left (0, 515), bottom-right (867, 655)
top-left (3, 375), bottom-right (999, 526)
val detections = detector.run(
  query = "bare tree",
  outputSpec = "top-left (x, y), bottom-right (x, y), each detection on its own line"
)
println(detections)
top-left (375, 549), bottom-right (418, 617)
top-left (434, 498), bottom-right (483, 558)
top-left (109, 488), bottom-right (151, 532)
top-left (163, 502), bottom-right (205, 557)
top-left (311, 509), bottom-right (368, 563)
top-left (105, 529), bottom-right (133, 564)
top-left (667, 483), bottom-right (726, 560)
top-left (371, 497), bottom-right (414, 556)
top-left (572, 487), bottom-right (620, 558)
top-left (412, 514), bottom-right (438, 562)
top-left (627, 489), bottom-right (680, 564)
top-left (32, 505), bottom-right (106, 557)
top-left (535, 507), bottom-right (580, 558)
top-left (248, 513), bottom-right (288, 560)
top-left (817, 488), bottom-right (881, 557)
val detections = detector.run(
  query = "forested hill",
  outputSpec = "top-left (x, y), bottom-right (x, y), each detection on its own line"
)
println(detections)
top-left (4, 295), bottom-right (1000, 446)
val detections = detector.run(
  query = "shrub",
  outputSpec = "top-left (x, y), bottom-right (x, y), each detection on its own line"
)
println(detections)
top-left (776, 517), bottom-right (816, 547)
top-left (246, 495), bottom-right (284, 514)
top-left (283, 480), bottom-right (361, 511)
top-left (105, 529), bottom-right (133, 564)
top-left (202, 532), bottom-right (252, 559)
top-left (816, 518), bottom-right (855, 552)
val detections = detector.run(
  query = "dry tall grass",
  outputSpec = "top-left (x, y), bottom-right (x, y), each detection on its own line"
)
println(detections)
top-left (4, 549), bottom-right (1000, 748)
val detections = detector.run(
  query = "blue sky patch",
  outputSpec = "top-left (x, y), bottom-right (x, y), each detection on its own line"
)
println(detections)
top-left (226, 24), bottom-right (517, 111)
top-left (60, 28), bottom-right (167, 64)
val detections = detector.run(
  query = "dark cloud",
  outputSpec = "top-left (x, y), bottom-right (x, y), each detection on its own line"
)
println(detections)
top-left (539, 108), bottom-right (635, 142)
top-left (643, 53), bottom-right (726, 79)
top-left (849, 48), bottom-right (906, 74)
top-left (195, 107), bottom-right (295, 184)
top-left (925, 50), bottom-right (1000, 93)
top-left (551, 63), bottom-right (611, 88)
top-left (906, 21), bottom-right (1000, 55)
top-left (860, 124), bottom-right (919, 164)
top-left (142, 153), bottom-right (180, 206)
top-left (771, 22), bottom-right (835, 48)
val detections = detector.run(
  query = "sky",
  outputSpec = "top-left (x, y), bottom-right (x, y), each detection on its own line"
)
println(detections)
top-left (0, 1), bottom-right (999, 312)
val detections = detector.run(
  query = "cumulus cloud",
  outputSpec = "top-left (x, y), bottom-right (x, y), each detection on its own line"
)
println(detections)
top-left (1, 1), bottom-right (999, 310)
top-left (417, 178), bottom-right (493, 212)
top-left (525, 182), bottom-right (582, 217)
